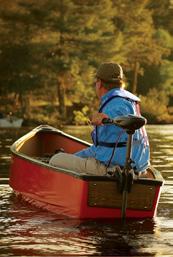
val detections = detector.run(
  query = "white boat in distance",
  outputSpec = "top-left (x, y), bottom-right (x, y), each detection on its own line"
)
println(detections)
top-left (0, 117), bottom-right (23, 128)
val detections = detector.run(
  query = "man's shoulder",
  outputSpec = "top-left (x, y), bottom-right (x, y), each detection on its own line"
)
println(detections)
top-left (111, 88), bottom-right (140, 102)
top-left (104, 97), bottom-right (131, 117)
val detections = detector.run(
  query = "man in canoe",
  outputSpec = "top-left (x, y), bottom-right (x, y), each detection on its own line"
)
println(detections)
top-left (49, 62), bottom-right (150, 176)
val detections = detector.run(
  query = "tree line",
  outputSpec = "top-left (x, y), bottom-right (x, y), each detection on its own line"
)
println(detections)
top-left (0, 0), bottom-right (173, 125)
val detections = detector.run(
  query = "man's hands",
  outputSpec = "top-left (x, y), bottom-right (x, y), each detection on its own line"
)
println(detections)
top-left (90, 112), bottom-right (109, 125)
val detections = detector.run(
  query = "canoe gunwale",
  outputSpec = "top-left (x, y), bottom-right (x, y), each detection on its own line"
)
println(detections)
top-left (10, 125), bottom-right (164, 187)
top-left (10, 154), bottom-right (164, 187)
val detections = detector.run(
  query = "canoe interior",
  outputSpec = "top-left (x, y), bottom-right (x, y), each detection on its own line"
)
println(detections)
top-left (13, 126), bottom-right (163, 184)
top-left (15, 128), bottom-right (89, 157)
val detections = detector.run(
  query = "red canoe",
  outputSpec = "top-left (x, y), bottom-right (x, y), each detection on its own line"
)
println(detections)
top-left (9, 125), bottom-right (164, 219)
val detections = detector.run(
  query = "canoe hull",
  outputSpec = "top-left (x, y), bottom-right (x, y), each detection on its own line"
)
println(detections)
top-left (9, 125), bottom-right (164, 219)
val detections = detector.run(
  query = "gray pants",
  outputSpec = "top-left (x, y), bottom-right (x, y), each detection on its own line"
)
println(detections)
top-left (49, 153), bottom-right (107, 175)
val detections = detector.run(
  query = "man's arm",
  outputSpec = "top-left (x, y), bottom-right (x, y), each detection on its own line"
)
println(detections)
top-left (74, 145), bottom-right (96, 158)
top-left (90, 112), bottom-right (108, 125)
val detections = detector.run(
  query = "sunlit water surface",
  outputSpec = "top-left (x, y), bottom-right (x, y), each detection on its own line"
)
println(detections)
top-left (0, 125), bottom-right (173, 256)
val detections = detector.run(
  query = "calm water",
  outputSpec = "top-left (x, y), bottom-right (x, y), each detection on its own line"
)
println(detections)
top-left (0, 125), bottom-right (173, 256)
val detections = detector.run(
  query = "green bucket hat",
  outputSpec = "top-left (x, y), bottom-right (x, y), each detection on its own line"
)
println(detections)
top-left (96, 62), bottom-right (124, 82)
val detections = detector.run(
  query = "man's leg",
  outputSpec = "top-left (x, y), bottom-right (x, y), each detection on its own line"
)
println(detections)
top-left (49, 153), bottom-right (106, 175)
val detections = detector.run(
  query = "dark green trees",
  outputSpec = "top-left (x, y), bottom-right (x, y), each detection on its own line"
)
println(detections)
top-left (0, 0), bottom-right (173, 124)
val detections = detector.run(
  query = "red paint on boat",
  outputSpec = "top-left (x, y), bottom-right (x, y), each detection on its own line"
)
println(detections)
top-left (10, 155), bottom-right (162, 219)
top-left (9, 126), bottom-right (164, 219)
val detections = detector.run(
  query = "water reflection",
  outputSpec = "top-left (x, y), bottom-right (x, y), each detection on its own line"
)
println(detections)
top-left (0, 128), bottom-right (30, 179)
top-left (0, 125), bottom-right (173, 256)
top-left (0, 185), bottom-right (157, 256)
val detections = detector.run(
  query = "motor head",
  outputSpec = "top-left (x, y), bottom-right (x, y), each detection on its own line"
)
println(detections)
top-left (102, 114), bottom-right (147, 133)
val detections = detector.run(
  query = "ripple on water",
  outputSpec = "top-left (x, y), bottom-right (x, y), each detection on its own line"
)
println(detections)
top-left (0, 185), bottom-right (157, 256)
top-left (1, 125), bottom-right (173, 256)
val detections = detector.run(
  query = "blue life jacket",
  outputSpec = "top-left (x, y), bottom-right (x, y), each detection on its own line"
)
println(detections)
top-left (91, 88), bottom-right (141, 147)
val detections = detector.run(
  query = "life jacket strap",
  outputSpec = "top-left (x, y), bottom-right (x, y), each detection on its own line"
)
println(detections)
top-left (97, 140), bottom-right (141, 148)
top-left (97, 141), bottom-right (126, 148)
